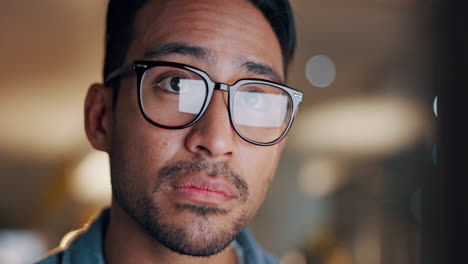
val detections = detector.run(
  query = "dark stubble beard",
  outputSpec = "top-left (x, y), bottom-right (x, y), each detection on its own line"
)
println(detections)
top-left (112, 156), bottom-right (250, 257)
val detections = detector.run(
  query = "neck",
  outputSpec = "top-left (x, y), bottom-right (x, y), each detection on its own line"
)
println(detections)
top-left (104, 200), bottom-right (238, 264)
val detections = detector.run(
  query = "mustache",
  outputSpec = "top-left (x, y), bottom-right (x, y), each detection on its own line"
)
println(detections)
top-left (154, 157), bottom-right (249, 201)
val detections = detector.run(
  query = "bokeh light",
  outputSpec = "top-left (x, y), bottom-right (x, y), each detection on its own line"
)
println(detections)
top-left (292, 95), bottom-right (427, 157)
top-left (0, 231), bottom-right (46, 264)
top-left (305, 55), bottom-right (336, 88)
top-left (68, 150), bottom-right (111, 205)
top-left (298, 158), bottom-right (345, 198)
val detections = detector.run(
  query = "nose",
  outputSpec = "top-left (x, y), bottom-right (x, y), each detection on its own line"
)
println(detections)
top-left (185, 90), bottom-right (237, 158)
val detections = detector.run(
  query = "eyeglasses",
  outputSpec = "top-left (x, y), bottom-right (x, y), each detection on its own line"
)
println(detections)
top-left (106, 60), bottom-right (303, 146)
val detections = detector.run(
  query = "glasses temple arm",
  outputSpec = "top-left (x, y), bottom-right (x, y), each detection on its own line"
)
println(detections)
top-left (105, 63), bottom-right (135, 86)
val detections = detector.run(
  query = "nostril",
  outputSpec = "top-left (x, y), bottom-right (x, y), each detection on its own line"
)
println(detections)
top-left (196, 145), bottom-right (211, 154)
top-left (197, 145), bottom-right (208, 151)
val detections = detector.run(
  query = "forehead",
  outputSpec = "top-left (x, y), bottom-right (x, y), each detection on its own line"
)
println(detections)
top-left (126, 0), bottom-right (283, 78)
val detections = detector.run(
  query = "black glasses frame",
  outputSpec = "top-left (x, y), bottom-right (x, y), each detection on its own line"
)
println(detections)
top-left (106, 60), bottom-right (303, 146)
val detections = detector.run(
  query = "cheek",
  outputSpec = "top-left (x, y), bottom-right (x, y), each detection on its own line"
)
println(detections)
top-left (239, 145), bottom-right (282, 203)
top-left (110, 85), bottom-right (188, 194)
top-left (113, 77), bottom-right (187, 163)
top-left (110, 127), bottom-right (191, 207)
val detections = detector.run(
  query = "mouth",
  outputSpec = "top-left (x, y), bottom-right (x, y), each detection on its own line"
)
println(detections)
top-left (168, 173), bottom-right (238, 206)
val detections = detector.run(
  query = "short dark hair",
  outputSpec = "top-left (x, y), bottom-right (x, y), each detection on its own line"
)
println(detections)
top-left (103, 0), bottom-right (296, 95)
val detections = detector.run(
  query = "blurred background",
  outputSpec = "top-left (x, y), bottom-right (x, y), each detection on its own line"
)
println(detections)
top-left (0, 0), bottom-right (446, 263)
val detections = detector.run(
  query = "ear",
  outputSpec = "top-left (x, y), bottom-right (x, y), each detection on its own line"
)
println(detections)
top-left (84, 83), bottom-right (113, 153)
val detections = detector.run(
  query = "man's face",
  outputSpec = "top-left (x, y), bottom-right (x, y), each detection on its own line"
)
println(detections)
top-left (109, 0), bottom-right (285, 256)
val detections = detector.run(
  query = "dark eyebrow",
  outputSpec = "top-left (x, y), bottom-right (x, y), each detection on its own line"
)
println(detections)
top-left (241, 60), bottom-right (283, 84)
top-left (143, 42), bottom-right (213, 61)
top-left (143, 42), bottom-right (283, 83)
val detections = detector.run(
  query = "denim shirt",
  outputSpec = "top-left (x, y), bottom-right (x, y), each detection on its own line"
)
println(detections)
top-left (35, 209), bottom-right (279, 264)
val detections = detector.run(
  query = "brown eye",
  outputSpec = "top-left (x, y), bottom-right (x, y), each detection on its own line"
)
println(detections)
top-left (159, 76), bottom-right (183, 93)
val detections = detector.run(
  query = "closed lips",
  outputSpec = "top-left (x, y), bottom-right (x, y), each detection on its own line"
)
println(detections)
top-left (170, 173), bottom-right (238, 199)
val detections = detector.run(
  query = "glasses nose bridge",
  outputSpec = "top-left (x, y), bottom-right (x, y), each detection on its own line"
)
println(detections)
top-left (213, 82), bottom-right (230, 92)
top-left (205, 82), bottom-right (230, 116)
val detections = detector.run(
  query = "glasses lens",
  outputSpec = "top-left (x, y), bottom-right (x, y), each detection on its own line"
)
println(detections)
top-left (232, 83), bottom-right (293, 143)
top-left (140, 66), bottom-right (208, 127)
